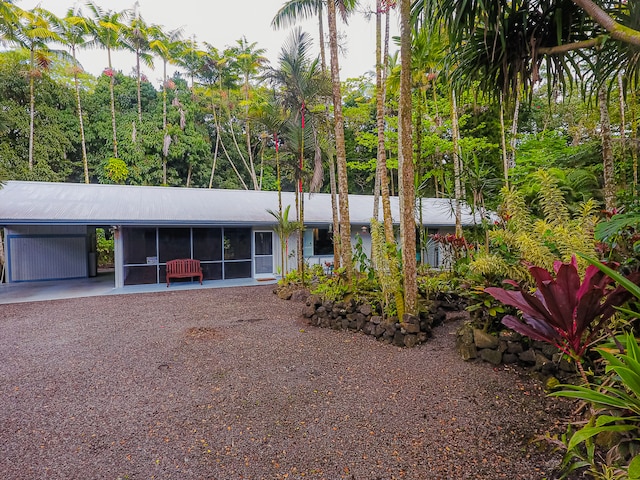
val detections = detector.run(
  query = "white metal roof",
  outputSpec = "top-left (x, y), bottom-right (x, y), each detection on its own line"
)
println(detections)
top-left (0, 181), bottom-right (484, 227)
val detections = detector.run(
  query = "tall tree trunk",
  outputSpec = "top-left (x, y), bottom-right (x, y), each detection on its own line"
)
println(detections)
top-left (295, 184), bottom-right (302, 277)
top-left (619, 72), bottom-right (627, 187)
top-left (28, 47), bottom-right (35, 171)
top-left (327, 0), bottom-right (352, 275)
top-left (328, 154), bottom-right (341, 269)
top-left (209, 135), bottom-right (220, 189)
top-left (398, 0), bottom-right (417, 315)
top-left (162, 60), bottom-right (168, 184)
top-left (373, 0), bottom-right (383, 218)
top-left (508, 81), bottom-right (521, 170)
top-left (108, 48), bottom-right (118, 158)
top-left (212, 104), bottom-right (248, 189)
top-left (136, 50), bottom-right (142, 124)
top-left (318, 4), bottom-right (340, 269)
top-left (244, 74), bottom-right (259, 190)
top-left (631, 89), bottom-right (638, 193)
top-left (499, 93), bottom-right (509, 187)
top-left (298, 114), bottom-right (305, 282)
top-left (599, 84), bottom-right (616, 210)
top-left (451, 90), bottom-right (463, 237)
top-left (71, 46), bottom-right (90, 183)
top-left (318, 3), bottom-right (326, 72)
top-left (375, 0), bottom-right (402, 314)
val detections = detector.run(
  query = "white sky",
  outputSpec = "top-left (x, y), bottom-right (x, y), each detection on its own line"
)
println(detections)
top-left (18, 0), bottom-right (399, 87)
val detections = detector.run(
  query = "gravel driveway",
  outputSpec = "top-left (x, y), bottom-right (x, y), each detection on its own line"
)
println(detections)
top-left (0, 285), bottom-right (568, 479)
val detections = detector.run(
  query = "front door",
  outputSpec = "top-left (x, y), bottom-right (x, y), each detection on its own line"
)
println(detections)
top-left (254, 231), bottom-right (274, 278)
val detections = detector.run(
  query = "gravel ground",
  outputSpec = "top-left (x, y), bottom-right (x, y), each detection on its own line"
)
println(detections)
top-left (0, 285), bottom-right (570, 479)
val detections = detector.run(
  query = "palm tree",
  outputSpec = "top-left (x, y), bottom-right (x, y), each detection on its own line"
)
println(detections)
top-left (149, 25), bottom-right (183, 184)
top-left (86, 2), bottom-right (129, 159)
top-left (398, 0), bottom-right (416, 314)
top-left (175, 36), bottom-right (204, 90)
top-left (228, 37), bottom-right (268, 190)
top-left (121, 2), bottom-right (153, 125)
top-left (272, 0), bottom-right (358, 273)
top-left (268, 205), bottom-right (301, 277)
top-left (269, 28), bottom-right (330, 276)
top-left (326, 0), bottom-right (357, 275)
top-left (12, 7), bottom-right (63, 171)
top-left (0, 1), bottom-right (21, 43)
top-left (272, 0), bottom-right (327, 69)
top-left (57, 7), bottom-right (91, 183)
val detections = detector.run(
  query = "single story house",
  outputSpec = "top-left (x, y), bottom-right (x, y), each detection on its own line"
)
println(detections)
top-left (0, 181), bottom-right (484, 288)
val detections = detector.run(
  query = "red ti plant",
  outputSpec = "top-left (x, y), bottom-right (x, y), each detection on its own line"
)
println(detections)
top-left (485, 256), bottom-right (640, 377)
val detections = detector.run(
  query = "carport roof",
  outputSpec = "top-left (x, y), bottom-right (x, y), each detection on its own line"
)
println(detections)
top-left (0, 181), bottom-right (484, 227)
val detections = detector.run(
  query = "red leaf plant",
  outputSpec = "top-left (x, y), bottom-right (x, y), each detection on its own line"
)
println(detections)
top-left (485, 256), bottom-right (640, 368)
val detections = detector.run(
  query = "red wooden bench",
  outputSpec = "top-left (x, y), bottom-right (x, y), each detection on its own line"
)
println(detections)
top-left (166, 259), bottom-right (203, 287)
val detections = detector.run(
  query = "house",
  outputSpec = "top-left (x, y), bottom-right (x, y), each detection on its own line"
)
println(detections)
top-left (0, 181), bottom-right (484, 287)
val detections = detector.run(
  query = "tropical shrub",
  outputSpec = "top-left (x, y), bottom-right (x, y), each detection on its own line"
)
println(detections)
top-left (469, 171), bottom-right (600, 284)
top-left (96, 228), bottom-right (114, 267)
top-left (595, 212), bottom-right (640, 270)
top-left (485, 256), bottom-right (640, 378)
top-left (370, 219), bottom-right (403, 319)
top-left (311, 270), bottom-right (350, 303)
top-left (550, 333), bottom-right (640, 479)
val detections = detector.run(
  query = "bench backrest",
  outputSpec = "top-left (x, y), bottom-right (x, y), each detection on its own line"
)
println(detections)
top-left (166, 259), bottom-right (201, 274)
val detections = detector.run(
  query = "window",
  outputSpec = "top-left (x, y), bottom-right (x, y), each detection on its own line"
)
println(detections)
top-left (313, 228), bottom-right (333, 256)
top-left (122, 228), bottom-right (156, 265)
top-left (158, 228), bottom-right (191, 262)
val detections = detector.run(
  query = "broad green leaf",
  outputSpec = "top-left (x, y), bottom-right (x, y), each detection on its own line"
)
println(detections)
top-left (568, 425), bottom-right (636, 451)
top-left (578, 254), bottom-right (640, 301)
top-left (552, 387), bottom-right (631, 410)
top-left (629, 454), bottom-right (640, 479)
top-left (612, 367), bottom-right (640, 399)
top-left (595, 414), bottom-right (629, 427)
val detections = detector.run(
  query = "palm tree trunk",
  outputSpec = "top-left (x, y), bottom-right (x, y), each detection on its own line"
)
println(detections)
top-left (209, 134), bottom-right (220, 189)
top-left (108, 48), bottom-right (118, 158)
top-left (619, 72), bottom-right (627, 187)
top-left (452, 90), bottom-right (463, 237)
top-left (295, 184), bottom-right (302, 275)
top-left (599, 84), bottom-right (616, 210)
top-left (136, 50), bottom-right (142, 124)
top-left (328, 154), bottom-right (341, 270)
top-left (499, 93), bottom-right (509, 187)
top-left (317, 3), bottom-right (339, 270)
top-left (72, 47), bottom-right (90, 184)
top-left (508, 81), bottom-right (520, 169)
top-left (28, 47), bottom-right (35, 171)
top-left (244, 74), bottom-right (260, 191)
top-left (373, 0), bottom-right (383, 219)
top-left (327, 0), bottom-right (352, 275)
top-left (399, 0), bottom-right (417, 315)
top-left (298, 116), bottom-right (305, 282)
top-left (631, 89), bottom-right (638, 193)
top-left (318, 3), bottom-right (326, 73)
top-left (162, 60), bottom-right (168, 184)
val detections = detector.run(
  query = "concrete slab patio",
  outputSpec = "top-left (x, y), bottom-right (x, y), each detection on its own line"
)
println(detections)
top-left (0, 271), bottom-right (277, 304)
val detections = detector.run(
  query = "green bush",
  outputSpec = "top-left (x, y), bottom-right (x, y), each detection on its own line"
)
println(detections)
top-left (96, 228), bottom-right (114, 267)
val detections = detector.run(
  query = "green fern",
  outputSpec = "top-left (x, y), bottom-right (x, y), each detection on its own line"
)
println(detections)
top-left (535, 170), bottom-right (570, 227)
top-left (469, 171), bottom-right (600, 284)
top-left (370, 219), bottom-right (403, 319)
